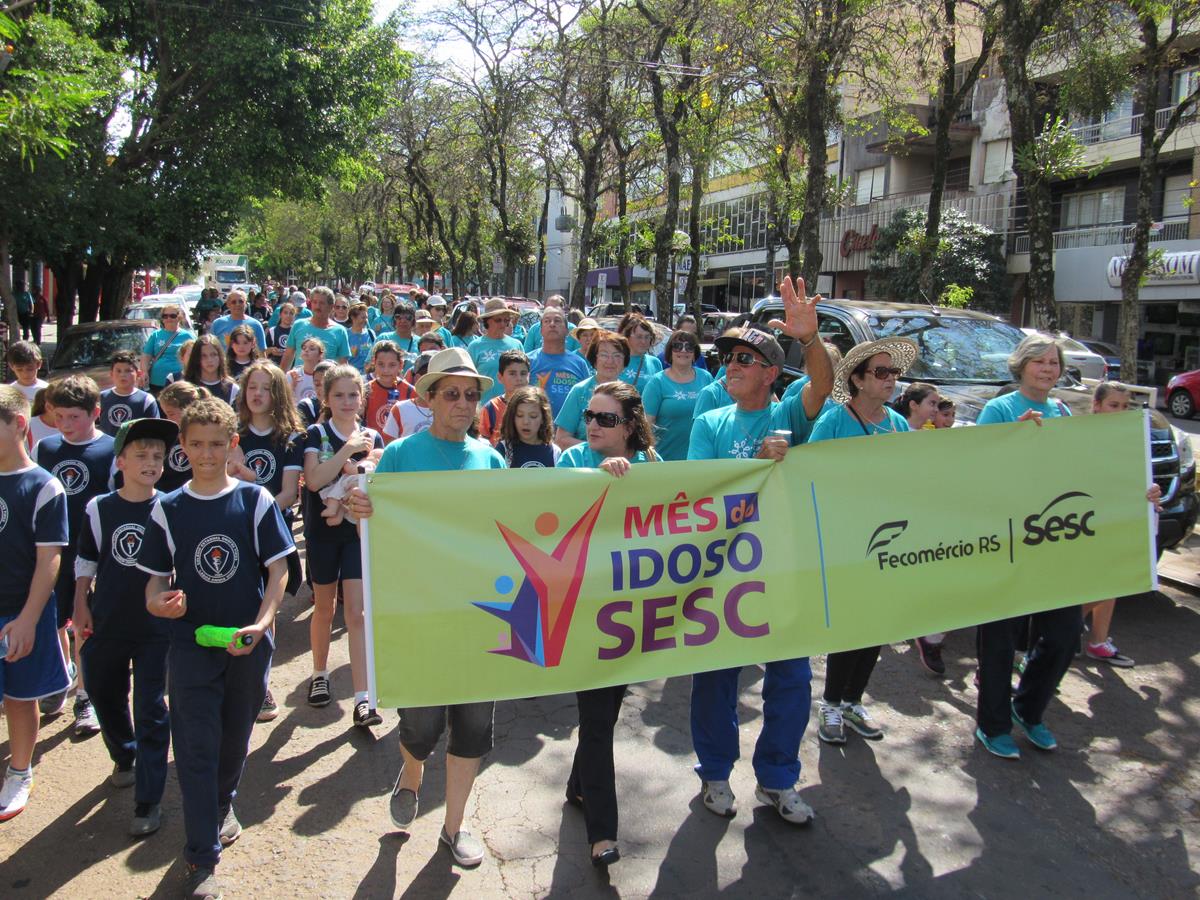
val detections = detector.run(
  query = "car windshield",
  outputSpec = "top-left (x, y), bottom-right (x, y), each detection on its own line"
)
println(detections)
top-left (867, 314), bottom-right (1025, 383)
top-left (216, 270), bottom-right (243, 284)
top-left (1058, 336), bottom-right (1089, 352)
top-left (53, 328), bottom-right (150, 370)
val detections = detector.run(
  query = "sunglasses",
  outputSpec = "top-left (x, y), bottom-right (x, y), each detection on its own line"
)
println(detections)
top-left (435, 388), bottom-right (481, 403)
top-left (866, 366), bottom-right (902, 379)
top-left (585, 410), bottom-right (629, 428)
top-left (671, 342), bottom-right (695, 352)
top-left (161, 313), bottom-right (179, 320)
top-left (721, 351), bottom-right (771, 368)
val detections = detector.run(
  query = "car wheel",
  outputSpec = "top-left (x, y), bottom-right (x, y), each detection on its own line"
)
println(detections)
top-left (1168, 390), bottom-right (1196, 419)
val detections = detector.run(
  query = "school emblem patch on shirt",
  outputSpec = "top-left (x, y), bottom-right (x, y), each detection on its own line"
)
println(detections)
top-left (107, 404), bottom-right (133, 428)
top-left (0, 497), bottom-right (8, 533)
top-left (168, 444), bottom-right (190, 472)
top-left (245, 450), bottom-right (276, 484)
top-left (111, 523), bottom-right (144, 567)
top-left (52, 460), bottom-right (90, 494)
top-left (195, 535), bottom-right (240, 584)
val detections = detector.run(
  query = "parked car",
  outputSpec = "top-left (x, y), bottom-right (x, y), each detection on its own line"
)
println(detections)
top-left (672, 302), bottom-right (722, 322)
top-left (700, 311), bottom-right (744, 342)
top-left (48, 321), bottom-right (157, 390)
top-left (1081, 339), bottom-right (1122, 381)
top-left (124, 294), bottom-right (196, 331)
top-left (744, 296), bottom-right (1197, 555)
top-left (586, 301), bottom-right (650, 319)
top-left (1167, 369), bottom-right (1200, 418)
top-left (594, 316), bottom-right (673, 359)
top-left (1021, 328), bottom-right (1108, 381)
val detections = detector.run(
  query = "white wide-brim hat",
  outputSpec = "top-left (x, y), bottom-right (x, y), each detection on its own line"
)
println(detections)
top-left (414, 347), bottom-right (494, 400)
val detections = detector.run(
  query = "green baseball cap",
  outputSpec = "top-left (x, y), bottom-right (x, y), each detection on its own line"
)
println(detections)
top-left (114, 417), bottom-right (179, 457)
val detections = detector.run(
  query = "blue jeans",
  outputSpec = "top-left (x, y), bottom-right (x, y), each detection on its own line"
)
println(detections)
top-left (690, 657), bottom-right (812, 790)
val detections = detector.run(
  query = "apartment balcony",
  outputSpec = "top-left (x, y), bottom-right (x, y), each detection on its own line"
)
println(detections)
top-left (1011, 218), bottom-right (1190, 254)
top-left (1069, 107), bottom-right (1200, 167)
top-left (864, 103), bottom-right (979, 155)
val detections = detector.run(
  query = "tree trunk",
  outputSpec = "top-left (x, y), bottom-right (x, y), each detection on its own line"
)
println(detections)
top-left (764, 192), bottom-right (779, 295)
top-left (797, 57), bottom-right (831, 286)
top-left (100, 265), bottom-right (133, 320)
top-left (79, 260), bottom-right (105, 323)
top-left (51, 261), bottom-right (81, 330)
top-left (615, 148), bottom-right (632, 307)
top-left (921, 2), bottom-right (959, 302)
top-left (537, 168), bottom-right (551, 301)
top-left (572, 149), bottom-right (603, 311)
top-left (686, 155), bottom-right (705, 319)
top-left (1119, 16), bottom-right (1165, 379)
top-left (0, 236), bottom-right (17, 342)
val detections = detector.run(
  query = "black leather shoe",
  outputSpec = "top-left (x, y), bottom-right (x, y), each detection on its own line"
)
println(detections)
top-left (591, 846), bottom-right (620, 867)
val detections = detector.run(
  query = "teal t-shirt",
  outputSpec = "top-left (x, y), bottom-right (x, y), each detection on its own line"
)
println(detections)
top-left (287, 319), bottom-right (350, 362)
top-left (468, 335), bottom-right (523, 402)
top-left (528, 349), bottom-right (592, 416)
top-left (808, 404), bottom-right (911, 442)
top-left (523, 321), bottom-right (580, 353)
top-left (642, 368), bottom-right (715, 461)
top-left (346, 329), bottom-right (376, 372)
top-left (619, 353), bottom-right (663, 394)
top-left (693, 377), bottom-right (733, 417)
top-left (142, 328), bottom-right (196, 387)
top-left (553, 374), bottom-right (599, 440)
top-left (976, 391), bottom-right (1071, 425)
top-left (781, 375), bottom-right (838, 419)
top-left (687, 395), bottom-right (815, 460)
top-left (558, 443), bottom-right (653, 469)
top-left (376, 429), bottom-right (506, 473)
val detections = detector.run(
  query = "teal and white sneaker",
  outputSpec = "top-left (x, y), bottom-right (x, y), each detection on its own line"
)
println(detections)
top-left (975, 727), bottom-right (1021, 760)
top-left (1011, 705), bottom-right (1057, 750)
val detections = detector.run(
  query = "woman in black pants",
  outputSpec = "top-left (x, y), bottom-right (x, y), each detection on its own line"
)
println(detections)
top-left (558, 382), bottom-right (659, 866)
top-left (806, 338), bottom-right (919, 745)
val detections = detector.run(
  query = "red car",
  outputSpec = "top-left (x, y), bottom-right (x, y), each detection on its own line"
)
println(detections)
top-left (1167, 369), bottom-right (1200, 418)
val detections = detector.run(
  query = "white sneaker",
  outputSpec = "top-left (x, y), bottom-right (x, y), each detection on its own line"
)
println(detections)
top-left (755, 784), bottom-right (814, 825)
top-left (701, 779), bottom-right (737, 817)
top-left (0, 767), bottom-right (33, 821)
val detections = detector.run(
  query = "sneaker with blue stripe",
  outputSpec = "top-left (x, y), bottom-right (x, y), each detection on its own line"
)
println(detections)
top-left (1011, 705), bottom-right (1057, 750)
top-left (975, 727), bottom-right (1021, 760)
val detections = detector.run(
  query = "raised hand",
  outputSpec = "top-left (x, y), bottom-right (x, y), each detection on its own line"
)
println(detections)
top-left (767, 276), bottom-right (820, 344)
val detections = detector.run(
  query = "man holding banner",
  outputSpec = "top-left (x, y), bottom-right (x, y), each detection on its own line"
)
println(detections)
top-left (686, 276), bottom-right (832, 824)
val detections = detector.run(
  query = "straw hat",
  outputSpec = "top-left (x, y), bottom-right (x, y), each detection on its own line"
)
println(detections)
top-left (414, 347), bottom-right (494, 400)
top-left (479, 297), bottom-right (517, 320)
top-left (831, 338), bottom-right (920, 404)
top-left (574, 317), bottom-right (602, 334)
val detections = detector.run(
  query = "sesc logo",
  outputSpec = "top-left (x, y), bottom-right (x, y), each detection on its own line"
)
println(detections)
top-left (1023, 491), bottom-right (1096, 546)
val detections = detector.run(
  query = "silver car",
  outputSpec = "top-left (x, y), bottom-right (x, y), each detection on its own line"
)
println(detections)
top-left (1021, 329), bottom-right (1108, 381)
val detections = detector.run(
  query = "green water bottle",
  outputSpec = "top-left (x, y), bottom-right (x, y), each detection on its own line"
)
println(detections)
top-left (195, 625), bottom-right (253, 648)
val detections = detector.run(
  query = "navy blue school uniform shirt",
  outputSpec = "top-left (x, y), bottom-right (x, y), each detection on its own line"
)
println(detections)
top-left (98, 388), bottom-right (160, 438)
top-left (302, 421), bottom-right (383, 544)
top-left (157, 439), bottom-right (192, 493)
top-left (237, 427), bottom-right (304, 500)
top-left (75, 491), bottom-right (167, 641)
top-left (495, 440), bottom-right (560, 468)
top-left (136, 482), bottom-right (294, 641)
top-left (0, 466), bottom-right (68, 617)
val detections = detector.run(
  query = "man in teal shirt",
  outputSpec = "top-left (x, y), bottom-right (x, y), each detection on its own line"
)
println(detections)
top-left (526, 308), bottom-right (590, 416)
top-left (280, 287), bottom-right (350, 369)
top-left (469, 299), bottom-right (523, 403)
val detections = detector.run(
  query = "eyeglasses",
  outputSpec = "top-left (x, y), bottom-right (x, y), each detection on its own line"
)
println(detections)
top-left (866, 366), bottom-right (902, 379)
top-left (671, 342), bottom-right (695, 352)
top-left (585, 410), bottom-right (629, 428)
top-left (161, 313), bottom-right (179, 320)
top-left (435, 388), bottom-right (481, 403)
top-left (721, 351), bottom-right (771, 368)
top-left (595, 351), bottom-right (625, 362)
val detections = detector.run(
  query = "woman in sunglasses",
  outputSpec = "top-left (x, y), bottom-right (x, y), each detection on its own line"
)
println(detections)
top-left (557, 381), bottom-right (658, 868)
top-left (808, 337), bottom-right (918, 746)
top-left (139, 304), bottom-right (195, 395)
top-left (642, 329), bottom-right (714, 460)
top-left (345, 346), bottom-right (505, 869)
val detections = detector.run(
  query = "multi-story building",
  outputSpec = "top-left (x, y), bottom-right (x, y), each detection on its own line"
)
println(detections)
top-left (587, 40), bottom-right (1200, 385)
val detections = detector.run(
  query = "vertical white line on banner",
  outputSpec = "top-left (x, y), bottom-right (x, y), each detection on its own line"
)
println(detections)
top-left (1144, 409), bottom-right (1159, 591)
top-left (358, 473), bottom-right (379, 707)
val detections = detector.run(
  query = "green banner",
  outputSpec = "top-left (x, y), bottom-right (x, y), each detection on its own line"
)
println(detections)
top-left (363, 410), bottom-right (1154, 707)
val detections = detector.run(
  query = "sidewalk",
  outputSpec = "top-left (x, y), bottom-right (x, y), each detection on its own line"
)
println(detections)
top-left (1158, 532), bottom-right (1200, 593)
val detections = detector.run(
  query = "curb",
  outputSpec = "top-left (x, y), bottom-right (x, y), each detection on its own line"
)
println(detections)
top-left (1157, 570), bottom-right (1200, 596)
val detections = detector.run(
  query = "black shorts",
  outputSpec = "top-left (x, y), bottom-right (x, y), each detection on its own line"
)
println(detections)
top-left (306, 538), bottom-right (362, 586)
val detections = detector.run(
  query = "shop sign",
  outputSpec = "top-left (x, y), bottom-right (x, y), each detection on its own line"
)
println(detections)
top-left (1106, 251), bottom-right (1200, 288)
top-left (840, 225), bottom-right (880, 258)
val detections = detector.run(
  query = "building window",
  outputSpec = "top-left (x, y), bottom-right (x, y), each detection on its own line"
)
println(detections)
top-left (1172, 68), bottom-right (1199, 106)
top-left (982, 139), bottom-right (1012, 184)
top-left (1062, 187), bottom-right (1124, 230)
top-left (1165, 174), bottom-right (1193, 219)
top-left (855, 166), bottom-right (886, 205)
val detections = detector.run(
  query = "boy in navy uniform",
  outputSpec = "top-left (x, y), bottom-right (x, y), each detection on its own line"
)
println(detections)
top-left (32, 375), bottom-right (114, 733)
top-left (74, 418), bottom-right (177, 837)
top-left (0, 386), bottom-right (70, 821)
top-left (98, 351), bottom-right (160, 437)
top-left (137, 398), bottom-right (294, 899)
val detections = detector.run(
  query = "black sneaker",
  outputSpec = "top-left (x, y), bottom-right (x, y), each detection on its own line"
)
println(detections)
top-left (184, 864), bottom-right (223, 899)
top-left (307, 676), bottom-right (331, 707)
top-left (257, 690), bottom-right (279, 722)
top-left (914, 638), bottom-right (946, 676)
top-left (353, 700), bottom-right (382, 728)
